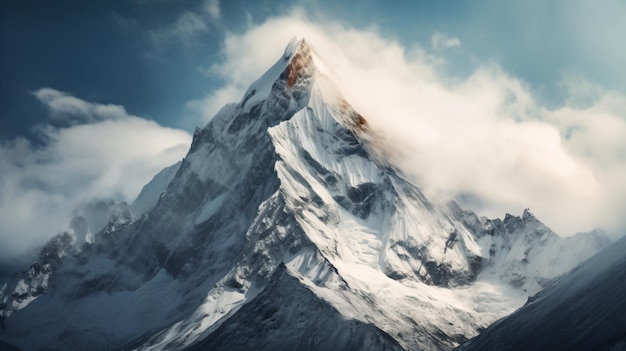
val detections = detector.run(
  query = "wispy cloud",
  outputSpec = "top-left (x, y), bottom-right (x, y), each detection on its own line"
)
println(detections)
top-left (149, 0), bottom-right (220, 53)
top-left (33, 88), bottom-right (129, 125)
top-left (151, 11), bottom-right (208, 47)
top-left (191, 12), bottom-right (626, 237)
top-left (203, 0), bottom-right (220, 21)
top-left (0, 89), bottom-right (191, 264)
top-left (431, 32), bottom-right (461, 50)
top-left (172, 11), bottom-right (208, 38)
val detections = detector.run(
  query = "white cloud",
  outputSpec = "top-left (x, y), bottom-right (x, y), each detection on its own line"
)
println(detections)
top-left (0, 89), bottom-right (191, 263)
top-left (431, 32), bottom-right (461, 50)
top-left (192, 12), bottom-right (626, 237)
top-left (34, 88), bottom-right (129, 124)
top-left (185, 84), bottom-right (240, 127)
top-left (203, 0), bottom-right (220, 20)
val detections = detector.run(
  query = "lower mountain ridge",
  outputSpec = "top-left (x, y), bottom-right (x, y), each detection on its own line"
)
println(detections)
top-left (0, 38), bottom-right (612, 351)
top-left (456, 235), bottom-right (626, 351)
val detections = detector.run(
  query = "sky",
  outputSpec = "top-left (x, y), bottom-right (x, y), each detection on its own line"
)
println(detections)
top-left (1, 0), bottom-right (625, 266)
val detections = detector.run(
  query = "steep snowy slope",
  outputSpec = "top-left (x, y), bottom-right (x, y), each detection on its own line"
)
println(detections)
top-left (0, 38), bottom-right (611, 351)
top-left (449, 204), bottom-right (611, 295)
top-left (184, 264), bottom-right (405, 351)
top-left (132, 161), bottom-right (181, 215)
top-left (456, 235), bottom-right (626, 351)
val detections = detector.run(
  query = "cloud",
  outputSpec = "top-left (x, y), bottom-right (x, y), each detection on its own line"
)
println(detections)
top-left (445, 0), bottom-right (626, 100)
top-left (203, 0), bottom-right (220, 21)
top-left (172, 11), bottom-right (208, 38)
top-left (151, 11), bottom-right (208, 45)
top-left (33, 88), bottom-right (129, 125)
top-left (0, 89), bottom-right (191, 264)
top-left (148, 1), bottom-right (221, 53)
top-left (431, 32), bottom-right (461, 50)
top-left (191, 11), bottom-right (626, 237)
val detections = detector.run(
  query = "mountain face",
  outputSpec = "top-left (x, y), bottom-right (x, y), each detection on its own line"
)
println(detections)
top-left (456, 235), bottom-right (626, 351)
top-left (0, 200), bottom-right (134, 320)
top-left (0, 38), bottom-right (611, 351)
top-left (132, 161), bottom-right (181, 216)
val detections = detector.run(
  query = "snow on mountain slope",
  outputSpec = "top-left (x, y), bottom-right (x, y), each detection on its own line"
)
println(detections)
top-left (449, 204), bottom-right (611, 295)
top-left (132, 161), bottom-right (181, 216)
top-left (0, 201), bottom-right (135, 320)
top-left (456, 235), bottom-right (626, 351)
top-left (184, 263), bottom-right (405, 351)
top-left (0, 38), bottom-right (611, 351)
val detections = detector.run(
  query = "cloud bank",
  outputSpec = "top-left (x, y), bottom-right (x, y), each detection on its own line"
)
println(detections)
top-left (192, 12), bottom-right (626, 237)
top-left (0, 89), bottom-right (191, 263)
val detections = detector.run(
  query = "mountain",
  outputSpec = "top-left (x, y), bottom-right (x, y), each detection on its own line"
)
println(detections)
top-left (0, 38), bottom-right (611, 351)
top-left (456, 235), bottom-right (626, 351)
top-left (0, 201), bottom-right (135, 323)
top-left (132, 160), bottom-right (181, 216)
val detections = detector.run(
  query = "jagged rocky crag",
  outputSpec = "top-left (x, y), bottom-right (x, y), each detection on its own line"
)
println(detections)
top-left (0, 39), bottom-right (611, 351)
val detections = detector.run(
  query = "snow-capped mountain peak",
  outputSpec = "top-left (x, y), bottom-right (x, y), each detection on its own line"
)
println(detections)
top-left (239, 37), bottom-right (314, 113)
top-left (0, 39), bottom-right (611, 351)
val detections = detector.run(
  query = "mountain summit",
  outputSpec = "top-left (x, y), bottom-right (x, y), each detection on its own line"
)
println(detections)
top-left (0, 38), bottom-right (610, 351)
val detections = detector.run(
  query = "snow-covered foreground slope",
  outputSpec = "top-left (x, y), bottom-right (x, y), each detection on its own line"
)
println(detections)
top-left (0, 39), bottom-right (611, 351)
top-left (181, 263), bottom-right (405, 351)
top-left (456, 235), bottom-right (626, 351)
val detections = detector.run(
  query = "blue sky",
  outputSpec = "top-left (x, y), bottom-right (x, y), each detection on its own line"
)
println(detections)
top-left (3, 0), bottom-right (625, 138)
top-left (1, 0), bottom-right (625, 264)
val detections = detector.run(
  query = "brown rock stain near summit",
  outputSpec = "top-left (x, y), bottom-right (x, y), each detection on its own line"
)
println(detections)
top-left (339, 98), bottom-right (368, 131)
top-left (287, 52), bottom-right (303, 87)
top-left (285, 40), bottom-right (313, 87)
